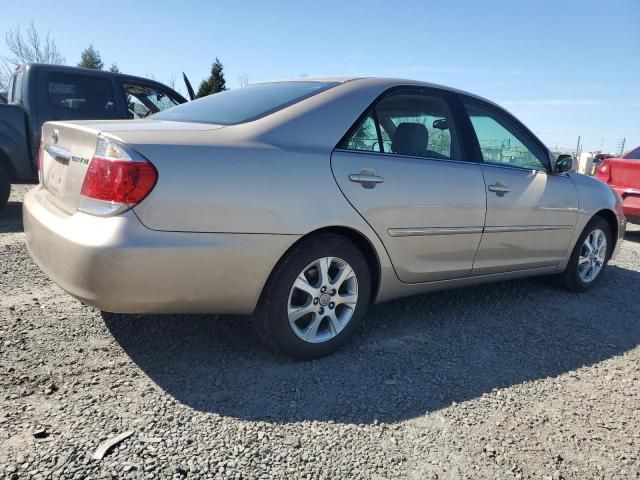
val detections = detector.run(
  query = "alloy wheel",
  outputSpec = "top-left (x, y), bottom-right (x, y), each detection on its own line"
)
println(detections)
top-left (578, 228), bottom-right (607, 283)
top-left (287, 257), bottom-right (358, 343)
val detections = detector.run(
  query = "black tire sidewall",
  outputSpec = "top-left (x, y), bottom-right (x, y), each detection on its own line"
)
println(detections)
top-left (564, 217), bottom-right (612, 292)
top-left (260, 235), bottom-right (371, 360)
top-left (0, 163), bottom-right (10, 210)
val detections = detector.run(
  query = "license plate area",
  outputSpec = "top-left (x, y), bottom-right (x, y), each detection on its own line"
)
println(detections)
top-left (44, 144), bottom-right (71, 194)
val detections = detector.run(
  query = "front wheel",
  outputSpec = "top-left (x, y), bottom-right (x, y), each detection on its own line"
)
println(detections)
top-left (255, 234), bottom-right (371, 360)
top-left (558, 216), bottom-right (612, 292)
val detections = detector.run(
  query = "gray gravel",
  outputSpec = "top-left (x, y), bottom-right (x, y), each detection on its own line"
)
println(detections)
top-left (1, 183), bottom-right (639, 479)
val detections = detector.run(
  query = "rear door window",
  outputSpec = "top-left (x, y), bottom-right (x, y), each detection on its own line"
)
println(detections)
top-left (339, 88), bottom-right (464, 161)
top-left (123, 83), bottom-right (182, 119)
top-left (47, 73), bottom-right (118, 118)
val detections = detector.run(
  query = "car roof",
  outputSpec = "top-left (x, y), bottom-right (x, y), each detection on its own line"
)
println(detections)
top-left (257, 76), bottom-right (501, 109)
top-left (17, 63), bottom-right (187, 100)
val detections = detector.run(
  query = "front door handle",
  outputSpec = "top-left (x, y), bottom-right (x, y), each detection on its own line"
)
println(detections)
top-left (349, 170), bottom-right (384, 189)
top-left (488, 182), bottom-right (511, 197)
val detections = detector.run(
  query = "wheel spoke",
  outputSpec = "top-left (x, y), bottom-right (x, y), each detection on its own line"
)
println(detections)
top-left (288, 302), bottom-right (316, 323)
top-left (293, 274), bottom-right (317, 297)
top-left (583, 264), bottom-right (592, 281)
top-left (317, 257), bottom-right (332, 286)
top-left (331, 264), bottom-right (354, 290)
top-left (335, 293), bottom-right (357, 307)
top-left (326, 310), bottom-right (342, 335)
top-left (578, 256), bottom-right (590, 265)
top-left (305, 314), bottom-right (323, 341)
top-left (585, 235), bottom-right (594, 254)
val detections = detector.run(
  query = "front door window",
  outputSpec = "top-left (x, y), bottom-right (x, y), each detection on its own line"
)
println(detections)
top-left (124, 83), bottom-right (181, 119)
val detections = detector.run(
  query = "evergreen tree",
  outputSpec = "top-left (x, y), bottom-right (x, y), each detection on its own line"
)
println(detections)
top-left (196, 57), bottom-right (227, 98)
top-left (109, 63), bottom-right (119, 73)
top-left (78, 44), bottom-right (104, 70)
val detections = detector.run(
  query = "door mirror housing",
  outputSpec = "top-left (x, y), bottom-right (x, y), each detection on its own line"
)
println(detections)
top-left (554, 154), bottom-right (576, 173)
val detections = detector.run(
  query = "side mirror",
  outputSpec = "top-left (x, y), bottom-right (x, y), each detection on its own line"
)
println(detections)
top-left (433, 119), bottom-right (449, 130)
top-left (554, 154), bottom-right (576, 173)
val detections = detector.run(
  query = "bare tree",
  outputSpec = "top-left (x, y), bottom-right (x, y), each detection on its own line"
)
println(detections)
top-left (1, 21), bottom-right (65, 92)
top-left (167, 73), bottom-right (176, 90)
top-left (237, 73), bottom-right (249, 87)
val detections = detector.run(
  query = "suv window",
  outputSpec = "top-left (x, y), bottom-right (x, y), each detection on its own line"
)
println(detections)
top-left (463, 100), bottom-right (548, 171)
top-left (124, 83), bottom-right (181, 119)
top-left (340, 90), bottom-right (462, 160)
top-left (47, 73), bottom-right (118, 117)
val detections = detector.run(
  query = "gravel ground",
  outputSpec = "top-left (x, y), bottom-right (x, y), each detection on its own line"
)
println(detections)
top-left (1, 183), bottom-right (639, 480)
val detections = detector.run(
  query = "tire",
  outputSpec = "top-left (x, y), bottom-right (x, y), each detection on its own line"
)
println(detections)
top-left (0, 163), bottom-right (10, 211)
top-left (255, 234), bottom-right (371, 360)
top-left (558, 216), bottom-right (612, 292)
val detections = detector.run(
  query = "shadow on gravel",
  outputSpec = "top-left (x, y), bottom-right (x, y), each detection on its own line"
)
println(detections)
top-left (0, 201), bottom-right (23, 233)
top-left (104, 264), bottom-right (640, 425)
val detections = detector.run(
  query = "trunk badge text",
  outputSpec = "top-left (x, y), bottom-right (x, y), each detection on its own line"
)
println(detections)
top-left (71, 156), bottom-right (89, 165)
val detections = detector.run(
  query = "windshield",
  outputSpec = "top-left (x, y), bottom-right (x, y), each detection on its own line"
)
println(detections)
top-left (152, 81), bottom-right (338, 125)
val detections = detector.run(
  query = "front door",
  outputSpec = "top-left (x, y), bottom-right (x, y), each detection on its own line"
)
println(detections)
top-left (461, 98), bottom-right (578, 275)
top-left (331, 88), bottom-right (487, 283)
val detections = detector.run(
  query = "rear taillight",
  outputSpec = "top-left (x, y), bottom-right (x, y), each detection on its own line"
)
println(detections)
top-left (79, 136), bottom-right (157, 216)
top-left (595, 160), bottom-right (611, 183)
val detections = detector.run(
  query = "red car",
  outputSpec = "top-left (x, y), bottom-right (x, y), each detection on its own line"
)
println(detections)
top-left (596, 146), bottom-right (640, 224)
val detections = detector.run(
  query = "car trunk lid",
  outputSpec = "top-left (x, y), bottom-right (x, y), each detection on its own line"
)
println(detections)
top-left (40, 122), bottom-right (101, 214)
top-left (39, 120), bottom-right (224, 214)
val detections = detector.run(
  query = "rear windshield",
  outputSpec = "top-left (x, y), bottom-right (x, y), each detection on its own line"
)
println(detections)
top-left (624, 148), bottom-right (640, 160)
top-left (152, 81), bottom-right (338, 125)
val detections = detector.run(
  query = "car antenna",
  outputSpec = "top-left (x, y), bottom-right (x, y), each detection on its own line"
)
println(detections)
top-left (183, 73), bottom-right (196, 101)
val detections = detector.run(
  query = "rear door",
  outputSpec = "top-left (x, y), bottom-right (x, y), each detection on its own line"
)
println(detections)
top-left (461, 97), bottom-right (578, 275)
top-left (331, 88), bottom-right (487, 283)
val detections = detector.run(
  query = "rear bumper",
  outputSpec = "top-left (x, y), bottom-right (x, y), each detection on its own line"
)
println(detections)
top-left (610, 185), bottom-right (640, 224)
top-left (23, 186), bottom-right (298, 314)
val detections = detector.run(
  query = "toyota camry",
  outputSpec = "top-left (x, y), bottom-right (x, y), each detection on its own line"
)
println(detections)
top-left (24, 77), bottom-right (626, 359)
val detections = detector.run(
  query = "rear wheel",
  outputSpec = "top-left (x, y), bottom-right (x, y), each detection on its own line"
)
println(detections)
top-left (0, 163), bottom-right (10, 211)
top-left (255, 234), bottom-right (371, 360)
top-left (558, 216), bottom-right (612, 292)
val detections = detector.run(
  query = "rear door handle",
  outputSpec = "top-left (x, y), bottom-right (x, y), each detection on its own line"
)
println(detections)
top-left (488, 182), bottom-right (511, 196)
top-left (349, 172), bottom-right (384, 189)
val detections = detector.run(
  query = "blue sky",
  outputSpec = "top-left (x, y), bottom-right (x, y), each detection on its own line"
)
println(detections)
top-left (1, 0), bottom-right (638, 152)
